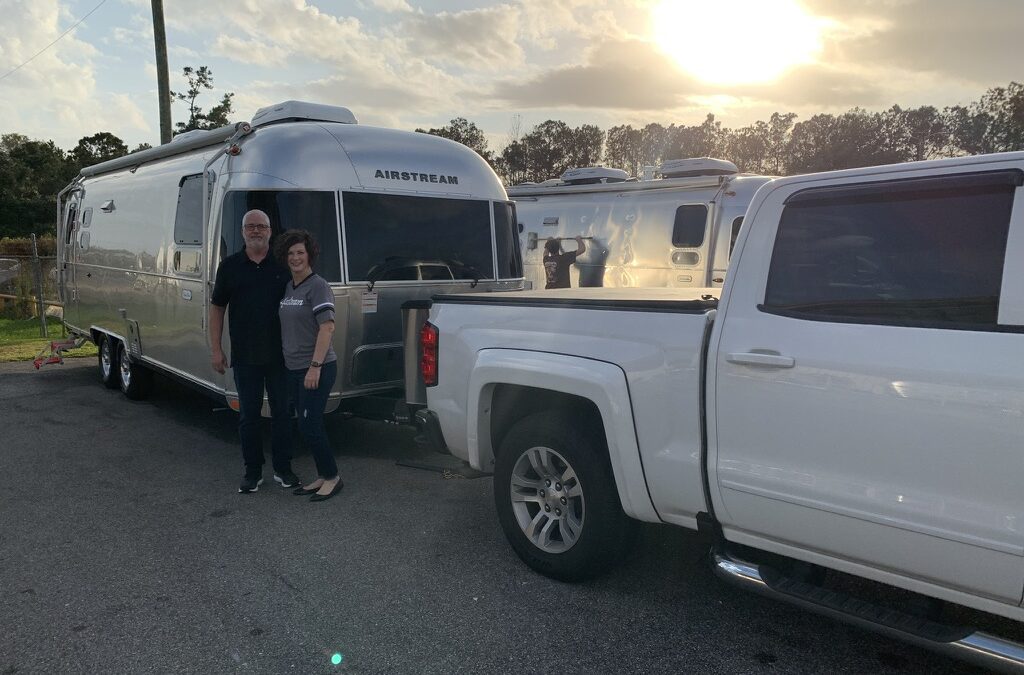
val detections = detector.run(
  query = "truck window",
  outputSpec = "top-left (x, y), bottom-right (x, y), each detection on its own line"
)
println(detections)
top-left (220, 191), bottom-right (341, 282)
top-left (174, 175), bottom-right (205, 245)
top-left (494, 201), bottom-right (523, 280)
top-left (763, 170), bottom-right (1021, 329)
top-left (342, 192), bottom-right (494, 282)
top-left (672, 204), bottom-right (708, 248)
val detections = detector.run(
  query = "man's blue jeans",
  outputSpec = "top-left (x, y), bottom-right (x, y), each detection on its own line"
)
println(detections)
top-left (232, 362), bottom-right (292, 479)
top-left (287, 361), bottom-right (338, 480)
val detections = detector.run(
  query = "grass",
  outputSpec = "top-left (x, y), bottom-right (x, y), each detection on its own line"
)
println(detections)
top-left (0, 316), bottom-right (97, 363)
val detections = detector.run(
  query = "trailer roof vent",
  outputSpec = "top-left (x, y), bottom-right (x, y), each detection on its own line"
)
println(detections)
top-left (560, 166), bottom-right (629, 185)
top-left (251, 100), bottom-right (358, 128)
top-left (659, 157), bottom-right (738, 178)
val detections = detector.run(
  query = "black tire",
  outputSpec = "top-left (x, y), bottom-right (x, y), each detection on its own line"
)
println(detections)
top-left (117, 341), bottom-right (152, 400)
top-left (98, 334), bottom-right (119, 389)
top-left (493, 410), bottom-right (637, 582)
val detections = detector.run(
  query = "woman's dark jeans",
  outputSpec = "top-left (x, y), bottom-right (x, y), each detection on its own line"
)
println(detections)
top-left (287, 360), bottom-right (338, 480)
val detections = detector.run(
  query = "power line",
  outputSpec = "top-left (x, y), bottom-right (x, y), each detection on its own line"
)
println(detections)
top-left (0, 0), bottom-right (109, 83)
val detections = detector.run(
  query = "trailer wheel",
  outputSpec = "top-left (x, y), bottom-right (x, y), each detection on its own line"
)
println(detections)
top-left (117, 341), bottom-right (152, 401)
top-left (98, 335), bottom-right (119, 389)
top-left (493, 411), bottom-right (637, 582)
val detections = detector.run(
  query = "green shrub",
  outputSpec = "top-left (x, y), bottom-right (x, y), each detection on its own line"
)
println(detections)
top-left (0, 235), bottom-right (57, 256)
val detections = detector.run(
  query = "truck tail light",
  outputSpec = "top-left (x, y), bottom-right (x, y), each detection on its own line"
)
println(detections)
top-left (420, 321), bottom-right (438, 387)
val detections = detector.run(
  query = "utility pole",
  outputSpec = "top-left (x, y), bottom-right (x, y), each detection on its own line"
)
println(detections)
top-left (151, 0), bottom-right (172, 144)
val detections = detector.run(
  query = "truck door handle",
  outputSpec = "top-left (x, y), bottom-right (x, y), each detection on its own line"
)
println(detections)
top-left (726, 352), bottom-right (795, 368)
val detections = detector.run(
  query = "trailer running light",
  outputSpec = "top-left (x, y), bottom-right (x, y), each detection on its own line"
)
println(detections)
top-left (420, 321), bottom-right (439, 387)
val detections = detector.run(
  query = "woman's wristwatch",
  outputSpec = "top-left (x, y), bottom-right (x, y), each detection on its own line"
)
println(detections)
top-left (310, 360), bottom-right (323, 368)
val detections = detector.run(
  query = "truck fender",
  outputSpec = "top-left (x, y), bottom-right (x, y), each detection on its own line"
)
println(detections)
top-left (467, 349), bottom-right (660, 523)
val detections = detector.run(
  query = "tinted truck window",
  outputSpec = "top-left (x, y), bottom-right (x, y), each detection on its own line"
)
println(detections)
top-left (764, 171), bottom-right (1020, 328)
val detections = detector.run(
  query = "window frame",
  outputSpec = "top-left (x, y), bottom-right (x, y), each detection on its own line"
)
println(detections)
top-left (758, 169), bottom-right (1022, 332)
top-left (218, 188), bottom-right (343, 283)
top-left (339, 190), bottom-right (498, 285)
top-left (670, 203), bottom-right (710, 249)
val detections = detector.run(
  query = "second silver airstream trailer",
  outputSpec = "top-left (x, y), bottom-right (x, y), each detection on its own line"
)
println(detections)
top-left (508, 159), bottom-right (773, 290)
top-left (56, 101), bottom-right (523, 412)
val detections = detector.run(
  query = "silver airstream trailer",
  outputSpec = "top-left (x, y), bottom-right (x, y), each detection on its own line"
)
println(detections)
top-left (508, 159), bottom-right (773, 290)
top-left (56, 101), bottom-right (523, 412)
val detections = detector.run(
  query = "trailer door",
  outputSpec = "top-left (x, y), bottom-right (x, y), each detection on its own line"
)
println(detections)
top-left (58, 192), bottom-right (81, 328)
top-left (166, 174), bottom-right (215, 384)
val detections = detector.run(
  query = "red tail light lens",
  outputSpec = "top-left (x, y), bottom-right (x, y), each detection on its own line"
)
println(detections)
top-left (420, 322), bottom-right (438, 387)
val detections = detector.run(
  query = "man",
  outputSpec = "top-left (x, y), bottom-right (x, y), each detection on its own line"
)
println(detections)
top-left (210, 209), bottom-right (300, 493)
top-left (543, 236), bottom-right (586, 289)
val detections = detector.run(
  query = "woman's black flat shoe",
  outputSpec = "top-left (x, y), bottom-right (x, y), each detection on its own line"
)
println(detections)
top-left (309, 479), bottom-right (343, 502)
top-left (293, 486), bottom-right (319, 496)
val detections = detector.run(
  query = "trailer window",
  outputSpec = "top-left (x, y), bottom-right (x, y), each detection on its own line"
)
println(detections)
top-left (729, 217), bottom-right (744, 256)
top-left (763, 171), bottom-right (1019, 329)
top-left (672, 205), bottom-right (708, 248)
top-left (174, 175), bottom-right (205, 245)
top-left (342, 193), bottom-right (494, 282)
top-left (494, 201), bottom-right (523, 279)
top-left (220, 191), bottom-right (341, 282)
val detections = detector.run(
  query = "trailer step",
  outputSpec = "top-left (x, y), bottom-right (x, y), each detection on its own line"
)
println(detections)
top-left (711, 548), bottom-right (1024, 673)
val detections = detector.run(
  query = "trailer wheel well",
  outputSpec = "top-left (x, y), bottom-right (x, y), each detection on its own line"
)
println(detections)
top-left (488, 384), bottom-right (607, 461)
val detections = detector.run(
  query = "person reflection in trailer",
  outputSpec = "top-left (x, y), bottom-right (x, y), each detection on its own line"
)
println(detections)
top-left (543, 236), bottom-right (586, 289)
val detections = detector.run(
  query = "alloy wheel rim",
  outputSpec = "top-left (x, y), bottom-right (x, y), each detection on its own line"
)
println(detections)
top-left (100, 340), bottom-right (113, 379)
top-left (119, 348), bottom-right (131, 390)
top-left (509, 446), bottom-right (585, 554)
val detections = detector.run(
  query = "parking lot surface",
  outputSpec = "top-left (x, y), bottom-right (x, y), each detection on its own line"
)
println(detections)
top-left (0, 360), bottom-right (1007, 673)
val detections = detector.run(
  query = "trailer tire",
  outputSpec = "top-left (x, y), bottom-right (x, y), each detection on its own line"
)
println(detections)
top-left (98, 334), bottom-right (119, 389)
top-left (493, 411), bottom-right (637, 582)
top-left (117, 341), bottom-right (152, 401)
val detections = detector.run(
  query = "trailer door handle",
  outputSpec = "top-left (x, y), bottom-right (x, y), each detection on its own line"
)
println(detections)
top-left (726, 352), bottom-right (795, 368)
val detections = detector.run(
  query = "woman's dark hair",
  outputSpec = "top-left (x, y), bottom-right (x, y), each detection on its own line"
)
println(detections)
top-left (274, 229), bottom-right (319, 267)
top-left (543, 238), bottom-right (560, 255)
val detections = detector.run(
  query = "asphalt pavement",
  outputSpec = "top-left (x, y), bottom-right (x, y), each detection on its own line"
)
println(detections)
top-left (0, 359), bottom-right (1010, 674)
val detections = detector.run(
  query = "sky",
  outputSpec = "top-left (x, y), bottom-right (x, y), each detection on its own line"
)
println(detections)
top-left (1, 0), bottom-right (1021, 153)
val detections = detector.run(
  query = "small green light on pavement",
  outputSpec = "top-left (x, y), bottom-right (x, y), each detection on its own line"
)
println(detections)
top-left (331, 653), bottom-right (343, 666)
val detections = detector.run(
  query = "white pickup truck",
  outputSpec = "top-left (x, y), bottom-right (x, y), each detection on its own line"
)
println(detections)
top-left (407, 152), bottom-right (1024, 671)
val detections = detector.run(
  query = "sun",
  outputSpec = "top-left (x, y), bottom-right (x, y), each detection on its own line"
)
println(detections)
top-left (651, 0), bottom-right (824, 85)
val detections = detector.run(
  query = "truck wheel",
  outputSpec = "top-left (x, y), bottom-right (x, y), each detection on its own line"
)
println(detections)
top-left (494, 411), bottom-right (637, 581)
top-left (117, 341), bottom-right (152, 400)
top-left (98, 335), bottom-right (119, 389)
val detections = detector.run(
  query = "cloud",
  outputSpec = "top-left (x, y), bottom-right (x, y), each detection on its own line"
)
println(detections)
top-left (211, 35), bottom-right (289, 67)
top-left (488, 39), bottom-right (705, 110)
top-left (803, 0), bottom-right (1023, 84)
top-left (739, 63), bottom-right (888, 108)
top-left (369, 0), bottom-right (413, 12)
top-left (401, 5), bottom-right (524, 69)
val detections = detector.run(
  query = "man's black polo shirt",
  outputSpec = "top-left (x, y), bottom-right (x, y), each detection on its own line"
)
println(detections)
top-left (211, 250), bottom-right (289, 366)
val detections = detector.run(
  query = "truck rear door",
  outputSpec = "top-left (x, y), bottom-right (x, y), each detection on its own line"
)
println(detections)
top-left (711, 159), bottom-right (1024, 603)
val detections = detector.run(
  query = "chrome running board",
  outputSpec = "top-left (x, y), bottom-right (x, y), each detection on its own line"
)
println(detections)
top-left (712, 550), bottom-right (1024, 673)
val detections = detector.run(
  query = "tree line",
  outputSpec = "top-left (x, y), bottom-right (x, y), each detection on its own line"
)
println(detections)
top-left (0, 67), bottom-right (232, 239)
top-left (420, 81), bottom-right (1022, 184)
top-left (2, 78), bottom-right (1020, 238)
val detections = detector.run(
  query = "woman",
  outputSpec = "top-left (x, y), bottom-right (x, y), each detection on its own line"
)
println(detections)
top-left (274, 229), bottom-right (343, 502)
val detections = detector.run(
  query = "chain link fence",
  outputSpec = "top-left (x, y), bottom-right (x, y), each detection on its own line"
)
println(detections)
top-left (0, 234), bottom-right (61, 337)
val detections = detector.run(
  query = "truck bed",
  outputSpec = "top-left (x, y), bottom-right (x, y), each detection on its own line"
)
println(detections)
top-left (432, 286), bottom-right (720, 311)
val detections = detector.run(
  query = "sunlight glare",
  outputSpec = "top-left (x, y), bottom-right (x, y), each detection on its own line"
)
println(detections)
top-left (651, 0), bottom-right (824, 85)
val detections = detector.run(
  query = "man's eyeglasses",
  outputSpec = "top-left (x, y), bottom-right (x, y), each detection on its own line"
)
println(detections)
top-left (243, 223), bottom-right (270, 231)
